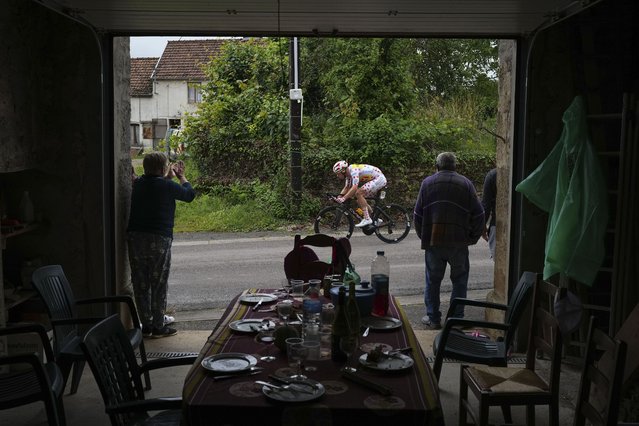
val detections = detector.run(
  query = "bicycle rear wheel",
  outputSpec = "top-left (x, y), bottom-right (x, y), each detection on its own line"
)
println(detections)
top-left (314, 206), bottom-right (354, 239)
top-left (373, 204), bottom-right (411, 243)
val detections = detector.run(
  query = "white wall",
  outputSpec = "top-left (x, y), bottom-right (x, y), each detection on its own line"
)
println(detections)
top-left (130, 79), bottom-right (202, 147)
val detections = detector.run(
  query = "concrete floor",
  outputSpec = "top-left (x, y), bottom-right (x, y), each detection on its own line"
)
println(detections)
top-left (1, 293), bottom-right (582, 426)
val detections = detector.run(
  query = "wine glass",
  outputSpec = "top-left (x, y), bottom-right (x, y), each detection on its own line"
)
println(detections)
top-left (339, 334), bottom-right (360, 373)
top-left (286, 337), bottom-right (308, 380)
top-left (277, 301), bottom-right (293, 325)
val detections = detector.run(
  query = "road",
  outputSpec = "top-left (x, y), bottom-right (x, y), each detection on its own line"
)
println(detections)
top-left (167, 231), bottom-right (494, 312)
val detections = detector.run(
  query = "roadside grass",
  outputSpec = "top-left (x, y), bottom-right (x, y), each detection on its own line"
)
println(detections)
top-left (174, 193), bottom-right (288, 233)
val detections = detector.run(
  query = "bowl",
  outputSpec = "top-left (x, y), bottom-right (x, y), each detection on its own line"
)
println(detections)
top-left (329, 281), bottom-right (375, 317)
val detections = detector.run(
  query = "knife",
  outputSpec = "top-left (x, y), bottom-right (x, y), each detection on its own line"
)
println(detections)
top-left (255, 380), bottom-right (315, 395)
top-left (252, 298), bottom-right (264, 311)
top-left (212, 368), bottom-right (263, 381)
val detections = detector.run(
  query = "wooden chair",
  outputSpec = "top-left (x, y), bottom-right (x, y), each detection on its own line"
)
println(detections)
top-left (80, 314), bottom-right (196, 426)
top-left (458, 278), bottom-right (562, 426)
top-left (0, 323), bottom-right (66, 426)
top-left (31, 264), bottom-right (150, 394)
top-left (432, 271), bottom-right (536, 380)
top-left (283, 234), bottom-right (351, 281)
top-left (573, 316), bottom-right (627, 426)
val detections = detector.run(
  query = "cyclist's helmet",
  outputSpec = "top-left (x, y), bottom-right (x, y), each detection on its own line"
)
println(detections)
top-left (333, 160), bottom-right (348, 174)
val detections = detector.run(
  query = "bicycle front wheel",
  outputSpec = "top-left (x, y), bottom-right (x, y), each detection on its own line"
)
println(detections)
top-left (373, 204), bottom-right (411, 243)
top-left (314, 206), bottom-right (354, 239)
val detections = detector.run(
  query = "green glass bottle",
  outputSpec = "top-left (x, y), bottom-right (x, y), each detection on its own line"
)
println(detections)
top-left (346, 281), bottom-right (361, 337)
top-left (331, 287), bottom-right (348, 361)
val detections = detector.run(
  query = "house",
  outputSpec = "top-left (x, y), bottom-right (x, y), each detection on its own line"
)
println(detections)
top-left (130, 39), bottom-right (226, 149)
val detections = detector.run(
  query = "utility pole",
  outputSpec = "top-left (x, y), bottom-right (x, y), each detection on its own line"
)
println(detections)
top-left (289, 37), bottom-right (303, 212)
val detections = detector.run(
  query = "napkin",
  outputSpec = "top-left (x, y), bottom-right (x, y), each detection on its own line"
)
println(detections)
top-left (341, 370), bottom-right (393, 395)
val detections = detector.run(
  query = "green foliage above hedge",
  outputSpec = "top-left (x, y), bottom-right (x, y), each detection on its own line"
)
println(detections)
top-left (177, 37), bottom-right (497, 218)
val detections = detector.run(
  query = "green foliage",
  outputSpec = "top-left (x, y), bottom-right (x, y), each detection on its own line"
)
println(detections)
top-left (175, 37), bottom-right (498, 227)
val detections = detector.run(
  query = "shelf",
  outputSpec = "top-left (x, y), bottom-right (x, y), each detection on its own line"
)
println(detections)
top-left (0, 223), bottom-right (39, 249)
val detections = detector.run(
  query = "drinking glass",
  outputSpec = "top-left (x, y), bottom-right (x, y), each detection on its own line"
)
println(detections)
top-left (290, 279), bottom-right (305, 299)
top-left (277, 300), bottom-right (293, 325)
top-left (286, 337), bottom-right (308, 380)
top-left (258, 328), bottom-right (276, 362)
top-left (339, 334), bottom-right (360, 373)
top-left (301, 340), bottom-right (320, 372)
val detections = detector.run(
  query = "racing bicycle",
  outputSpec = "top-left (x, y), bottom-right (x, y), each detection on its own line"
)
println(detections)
top-left (313, 189), bottom-right (411, 243)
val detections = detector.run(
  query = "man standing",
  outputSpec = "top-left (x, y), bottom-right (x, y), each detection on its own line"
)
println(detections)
top-left (128, 152), bottom-right (196, 338)
top-left (481, 168), bottom-right (497, 260)
top-left (413, 152), bottom-right (484, 329)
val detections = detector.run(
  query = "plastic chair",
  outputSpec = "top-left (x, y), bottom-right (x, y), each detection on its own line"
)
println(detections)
top-left (284, 234), bottom-right (351, 281)
top-left (432, 271), bottom-right (536, 380)
top-left (80, 314), bottom-right (196, 426)
top-left (31, 264), bottom-right (150, 394)
top-left (458, 278), bottom-right (562, 426)
top-left (0, 323), bottom-right (66, 426)
top-left (573, 316), bottom-right (627, 426)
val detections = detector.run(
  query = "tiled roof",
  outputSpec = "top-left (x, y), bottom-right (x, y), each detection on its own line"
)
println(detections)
top-left (130, 57), bottom-right (158, 97)
top-left (153, 39), bottom-right (225, 81)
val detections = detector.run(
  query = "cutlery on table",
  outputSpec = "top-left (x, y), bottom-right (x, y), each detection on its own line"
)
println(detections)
top-left (362, 327), bottom-right (370, 337)
top-left (252, 298), bottom-right (264, 311)
top-left (255, 380), bottom-right (315, 395)
top-left (212, 367), bottom-right (264, 381)
top-left (268, 374), bottom-right (321, 390)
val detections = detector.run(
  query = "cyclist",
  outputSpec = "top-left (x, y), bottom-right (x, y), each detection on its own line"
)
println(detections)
top-left (332, 160), bottom-right (387, 227)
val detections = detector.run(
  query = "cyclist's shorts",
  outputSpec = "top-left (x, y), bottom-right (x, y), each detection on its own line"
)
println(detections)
top-left (359, 175), bottom-right (387, 197)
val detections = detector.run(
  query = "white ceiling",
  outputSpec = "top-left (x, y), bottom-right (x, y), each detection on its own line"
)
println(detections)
top-left (47, 0), bottom-right (576, 38)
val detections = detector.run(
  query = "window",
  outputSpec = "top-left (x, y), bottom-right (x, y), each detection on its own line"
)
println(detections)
top-left (188, 82), bottom-right (202, 104)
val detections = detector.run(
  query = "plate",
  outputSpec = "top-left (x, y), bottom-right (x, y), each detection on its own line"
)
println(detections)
top-left (261, 379), bottom-right (325, 402)
top-left (361, 316), bottom-right (403, 331)
top-left (201, 353), bottom-right (258, 373)
top-left (239, 293), bottom-right (279, 304)
top-left (358, 353), bottom-right (414, 371)
top-left (229, 319), bottom-right (275, 333)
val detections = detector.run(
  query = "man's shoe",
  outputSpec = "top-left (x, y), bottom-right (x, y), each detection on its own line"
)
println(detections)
top-left (151, 326), bottom-right (178, 338)
top-left (421, 316), bottom-right (442, 330)
top-left (374, 218), bottom-right (384, 225)
top-left (163, 314), bottom-right (175, 326)
top-left (142, 326), bottom-right (152, 338)
top-left (355, 218), bottom-right (373, 227)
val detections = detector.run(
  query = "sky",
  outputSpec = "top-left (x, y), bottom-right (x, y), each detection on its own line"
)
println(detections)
top-left (130, 36), bottom-right (212, 57)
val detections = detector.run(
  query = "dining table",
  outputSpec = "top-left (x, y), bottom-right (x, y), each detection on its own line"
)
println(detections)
top-left (182, 288), bottom-right (445, 426)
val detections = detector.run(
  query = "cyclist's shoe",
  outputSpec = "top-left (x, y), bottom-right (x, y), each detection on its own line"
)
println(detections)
top-left (355, 218), bottom-right (373, 227)
top-left (374, 218), bottom-right (384, 226)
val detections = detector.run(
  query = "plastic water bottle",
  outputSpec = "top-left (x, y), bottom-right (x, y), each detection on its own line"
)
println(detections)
top-left (302, 279), bottom-right (322, 324)
top-left (371, 251), bottom-right (390, 316)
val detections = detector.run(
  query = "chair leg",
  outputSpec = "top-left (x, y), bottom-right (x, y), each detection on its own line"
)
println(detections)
top-left (549, 401), bottom-right (559, 426)
top-left (500, 404), bottom-right (513, 424)
top-left (138, 340), bottom-right (152, 390)
top-left (43, 395), bottom-right (61, 426)
top-left (56, 396), bottom-right (67, 426)
top-left (526, 404), bottom-right (535, 426)
top-left (433, 350), bottom-right (443, 381)
top-left (69, 359), bottom-right (85, 395)
top-left (57, 355), bottom-right (73, 392)
top-left (478, 395), bottom-right (489, 426)
top-left (458, 366), bottom-right (469, 426)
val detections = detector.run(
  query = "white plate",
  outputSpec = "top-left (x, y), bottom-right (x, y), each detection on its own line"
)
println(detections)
top-left (238, 293), bottom-right (279, 304)
top-left (229, 319), bottom-right (275, 333)
top-left (358, 353), bottom-right (414, 371)
top-left (261, 379), bottom-right (325, 402)
top-left (201, 353), bottom-right (258, 373)
top-left (361, 316), bottom-right (403, 331)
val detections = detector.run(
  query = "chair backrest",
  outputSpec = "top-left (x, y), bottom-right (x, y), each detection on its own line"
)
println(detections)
top-left (284, 234), bottom-right (352, 281)
top-left (80, 314), bottom-right (147, 426)
top-left (0, 323), bottom-right (63, 426)
top-left (573, 316), bottom-right (627, 426)
top-left (502, 271), bottom-right (536, 349)
top-left (31, 265), bottom-right (79, 354)
top-left (526, 279), bottom-right (562, 393)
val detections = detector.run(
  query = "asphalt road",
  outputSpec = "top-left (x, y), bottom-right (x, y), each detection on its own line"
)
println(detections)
top-left (167, 231), bottom-right (495, 312)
